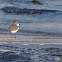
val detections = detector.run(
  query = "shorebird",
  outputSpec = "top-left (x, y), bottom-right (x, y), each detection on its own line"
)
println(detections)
top-left (8, 21), bottom-right (19, 38)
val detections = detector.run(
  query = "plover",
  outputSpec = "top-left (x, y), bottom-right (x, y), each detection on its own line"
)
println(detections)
top-left (8, 21), bottom-right (19, 38)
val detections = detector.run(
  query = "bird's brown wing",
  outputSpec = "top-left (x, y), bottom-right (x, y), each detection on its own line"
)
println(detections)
top-left (8, 24), bottom-right (18, 31)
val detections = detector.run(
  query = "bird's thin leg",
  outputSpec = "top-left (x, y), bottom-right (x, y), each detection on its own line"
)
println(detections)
top-left (11, 33), bottom-right (12, 40)
top-left (14, 33), bottom-right (16, 39)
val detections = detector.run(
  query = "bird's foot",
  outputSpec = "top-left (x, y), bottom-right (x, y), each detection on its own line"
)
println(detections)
top-left (14, 36), bottom-right (16, 39)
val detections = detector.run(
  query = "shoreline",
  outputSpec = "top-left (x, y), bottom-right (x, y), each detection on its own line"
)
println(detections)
top-left (0, 35), bottom-right (61, 48)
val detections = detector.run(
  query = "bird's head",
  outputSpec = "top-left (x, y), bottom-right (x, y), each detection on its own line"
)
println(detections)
top-left (14, 21), bottom-right (20, 26)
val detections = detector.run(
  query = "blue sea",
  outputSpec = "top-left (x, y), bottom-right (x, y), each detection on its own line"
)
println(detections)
top-left (0, 0), bottom-right (62, 62)
top-left (0, 0), bottom-right (62, 45)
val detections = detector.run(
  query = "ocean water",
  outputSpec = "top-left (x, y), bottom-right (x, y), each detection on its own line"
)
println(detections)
top-left (0, 0), bottom-right (62, 45)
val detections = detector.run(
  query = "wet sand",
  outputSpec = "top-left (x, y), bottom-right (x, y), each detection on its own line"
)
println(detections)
top-left (0, 35), bottom-right (61, 62)
top-left (0, 35), bottom-right (61, 49)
